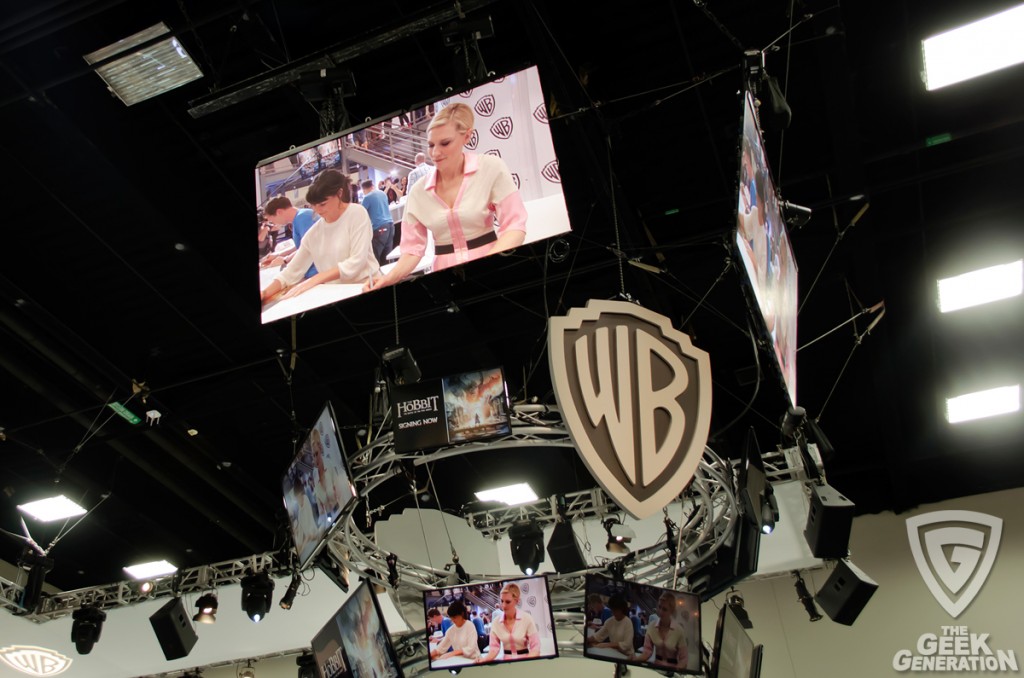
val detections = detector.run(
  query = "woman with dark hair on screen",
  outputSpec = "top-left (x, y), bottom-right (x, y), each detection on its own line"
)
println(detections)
top-left (430, 599), bottom-right (481, 662)
top-left (476, 582), bottom-right (540, 662)
top-left (260, 169), bottom-right (379, 305)
top-left (363, 103), bottom-right (527, 292)
top-left (586, 593), bottom-right (635, 657)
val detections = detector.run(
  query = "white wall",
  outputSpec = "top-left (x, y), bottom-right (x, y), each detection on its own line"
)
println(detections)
top-left (701, 486), bottom-right (1024, 678)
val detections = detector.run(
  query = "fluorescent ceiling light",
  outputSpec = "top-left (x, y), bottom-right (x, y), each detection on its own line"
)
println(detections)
top-left (937, 260), bottom-right (1023, 312)
top-left (475, 482), bottom-right (538, 506)
top-left (17, 495), bottom-right (87, 522)
top-left (123, 560), bottom-right (178, 579)
top-left (946, 385), bottom-right (1021, 424)
top-left (83, 23), bottom-right (203, 106)
top-left (922, 4), bottom-right (1024, 90)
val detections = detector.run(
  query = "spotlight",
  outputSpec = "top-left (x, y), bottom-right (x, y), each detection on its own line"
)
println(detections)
top-left (793, 573), bottom-right (823, 622)
top-left (71, 605), bottom-right (106, 655)
top-left (193, 593), bottom-right (218, 624)
top-left (240, 571), bottom-right (274, 623)
top-left (382, 345), bottom-right (421, 385)
top-left (508, 520), bottom-right (544, 576)
top-left (296, 651), bottom-right (317, 678)
top-left (279, 573), bottom-right (302, 610)
top-left (386, 553), bottom-right (400, 588)
top-left (604, 518), bottom-right (634, 554)
top-left (760, 487), bottom-right (779, 535)
top-left (445, 555), bottom-right (470, 585)
top-left (664, 517), bottom-right (678, 566)
top-left (782, 201), bottom-right (813, 228)
top-left (780, 406), bottom-right (807, 440)
top-left (726, 589), bottom-right (753, 629)
top-left (138, 580), bottom-right (155, 595)
top-left (17, 548), bottom-right (54, 614)
top-left (240, 660), bottom-right (256, 678)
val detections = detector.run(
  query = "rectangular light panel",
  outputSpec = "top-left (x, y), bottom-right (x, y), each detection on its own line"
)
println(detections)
top-left (124, 560), bottom-right (178, 579)
top-left (922, 4), bottom-right (1024, 90)
top-left (937, 259), bottom-right (1023, 313)
top-left (83, 23), bottom-right (203, 106)
top-left (475, 482), bottom-right (538, 506)
top-left (946, 385), bottom-right (1021, 423)
top-left (17, 495), bottom-right (87, 522)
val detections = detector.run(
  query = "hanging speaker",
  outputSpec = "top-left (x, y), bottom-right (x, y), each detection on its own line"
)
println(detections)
top-left (546, 521), bottom-right (587, 573)
top-left (815, 559), bottom-right (878, 626)
top-left (149, 597), bottom-right (198, 660)
top-left (803, 482), bottom-right (855, 559)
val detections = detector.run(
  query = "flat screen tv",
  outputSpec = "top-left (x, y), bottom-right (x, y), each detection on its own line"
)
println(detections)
top-left (311, 606), bottom-right (352, 678)
top-left (255, 64), bottom-right (573, 324)
top-left (583, 573), bottom-right (702, 675)
top-left (422, 575), bottom-right (558, 671)
top-left (734, 89), bottom-right (798, 405)
top-left (322, 581), bottom-right (404, 678)
top-left (281, 401), bottom-right (357, 570)
top-left (710, 603), bottom-right (763, 678)
top-left (392, 366), bottom-right (511, 453)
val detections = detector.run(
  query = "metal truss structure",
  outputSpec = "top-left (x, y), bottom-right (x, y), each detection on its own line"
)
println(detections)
top-left (0, 404), bottom-right (807, 676)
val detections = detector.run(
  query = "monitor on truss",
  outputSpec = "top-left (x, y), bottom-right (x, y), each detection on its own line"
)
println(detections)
top-left (709, 602), bottom-right (764, 678)
top-left (733, 89), bottom-right (798, 405)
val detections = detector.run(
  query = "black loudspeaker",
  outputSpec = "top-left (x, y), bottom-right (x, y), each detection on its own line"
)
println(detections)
top-left (149, 597), bottom-right (198, 660)
top-left (546, 521), bottom-right (588, 573)
top-left (815, 559), bottom-right (878, 626)
top-left (803, 483), bottom-right (855, 559)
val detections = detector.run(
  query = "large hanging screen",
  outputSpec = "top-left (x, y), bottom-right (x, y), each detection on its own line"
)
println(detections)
top-left (734, 90), bottom-right (798, 405)
top-left (255, 64), bottom-right (572, 324)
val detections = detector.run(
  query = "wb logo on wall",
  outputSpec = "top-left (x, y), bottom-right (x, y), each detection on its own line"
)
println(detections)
top-left (907, 510), bottom-right (1002, 618)
top-left (548, 300), bottom-right (712, 519)
top-left (474, 94), bottom-right (496, 116)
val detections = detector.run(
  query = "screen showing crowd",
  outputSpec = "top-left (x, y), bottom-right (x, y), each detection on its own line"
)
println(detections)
top-left (583, 573), bottom-right (702, 675)
top-left (422, 575), bottom-right (558, 671)
top-left (281, 402), bottom-right (356, 570)
top-left (255, 65), bottom-right (572, 324)
top-left (734, 90), bottom-right (798, 405)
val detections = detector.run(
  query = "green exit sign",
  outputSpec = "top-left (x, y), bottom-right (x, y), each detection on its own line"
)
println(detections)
top-left (108, 401), bottom-right (142, 425)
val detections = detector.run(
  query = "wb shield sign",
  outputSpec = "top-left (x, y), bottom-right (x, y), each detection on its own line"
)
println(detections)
top-left (549, 300), bottom-right (712, 519)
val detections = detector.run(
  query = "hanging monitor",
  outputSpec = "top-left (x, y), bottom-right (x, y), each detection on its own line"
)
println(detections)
top-left (709, 603), bottom-right (764, 678)
top-left (733, 89), bottom-right (798, 405)
top-left (255, 64), bottom-right (573, 324)
top-left (583, 573), bottom-right (703, 675)
top-left (281, 402), bottom-right (357, 570)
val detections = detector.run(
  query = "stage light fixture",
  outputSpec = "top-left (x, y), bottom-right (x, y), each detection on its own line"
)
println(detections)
top-left (760, 486), bottom-right (779, 535)
top-left (726, 589), bottom-right (753, 629)
top-left (192, 593), bottom-right (218, 624)
top-left (604, 518), bottom-right (635, 554)
top-left (793, 573), bottom-right (823, 622)
top-left (782, 201), bottom-right (813, 228)
top-left (17, 548), bottom-right (54, 613)
top-left (240, 660), bottom-right (256, 678)
top-left (508, 520), bottom-right (545, 576)
top-left (240, 571), bottom-right (274, 623)
top-left (382, 345), bottom-right (421, 385)
top-left (279, 573), bottom-right (302, 610)
top-left (71, 605), bottom-right (106, 655)
top-left (780, 405), bottom-right (807, 439)
top-left (296, 651), bottom-right (317, 678)
top-left (138, 580), bottom-right (155, 595)
top-left (386, 553), bottom-right (400, 588)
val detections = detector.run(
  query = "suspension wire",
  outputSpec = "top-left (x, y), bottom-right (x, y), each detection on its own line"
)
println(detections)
top-left (45, 492), bottom-right (111, 554)
top-left (59, 391), bottom-right (137, 478)
top-left (817, 307), bottom-right (885, 421)
top-left (775, 0), bottom-right (798, 183)
top-left (681, 259), bottom-right (732, 328)
top-left (798, 202), bottom-right (870, 316)
top-left (798, 301), bottom-right (884, 352)
top-left (411, 481), bottom-right (436, 574)
top-left (425, 463), bottom-right (457, 558)
top-left (608, 139), bottom-right (626, 298)
top-left (711, 319), bottom-right (761, 440)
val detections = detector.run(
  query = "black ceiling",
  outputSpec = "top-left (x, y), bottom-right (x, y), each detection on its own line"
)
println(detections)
top-left (2, 0), bottom-right (1023, 592)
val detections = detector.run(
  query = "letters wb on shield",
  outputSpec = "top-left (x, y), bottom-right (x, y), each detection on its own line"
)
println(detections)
top-left (548, 300), bottom-right (712, 519)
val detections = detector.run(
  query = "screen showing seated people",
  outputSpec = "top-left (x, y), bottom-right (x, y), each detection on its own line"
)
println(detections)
top-left (391, 366), bottom-right (511, 454)
top-left (734, 89), bottom-right (798, 405)
top-left (321, 581), bottom-right (404, 678)
top-left (583, 573), bottom-right (702, 675)
top-left (255, 64), bottom-right (573, 324)
top-left (281, 402), bottom-right (357, 570)
top-left (422, 575), bottom-right (558, 671)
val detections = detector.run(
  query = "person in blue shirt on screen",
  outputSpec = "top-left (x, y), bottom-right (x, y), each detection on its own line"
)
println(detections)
top-left (260, 196), bottom-right (318, 278)
top-left (360, 180), bottom-right (394, 265)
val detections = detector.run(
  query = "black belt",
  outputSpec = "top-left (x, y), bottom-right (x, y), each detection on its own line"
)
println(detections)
top-left (435, 231), bottom-right (497, 255)
top-left (655, 655), bottom-right (676, 663)
top-left (512, 649), bottom-right (529, 655)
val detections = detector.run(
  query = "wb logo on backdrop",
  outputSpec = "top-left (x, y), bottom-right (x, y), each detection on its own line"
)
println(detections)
top-left (548, 300), bottom-right (712, 519)
top-left (907, 510), bottom-right (1003, 618)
